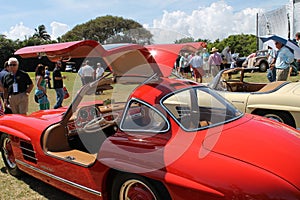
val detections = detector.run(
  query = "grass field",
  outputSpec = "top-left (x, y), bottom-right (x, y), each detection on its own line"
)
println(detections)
top-left (0, 70), bottom-right (299, 199)
top-left (26, 72), bottom-right (78, 114)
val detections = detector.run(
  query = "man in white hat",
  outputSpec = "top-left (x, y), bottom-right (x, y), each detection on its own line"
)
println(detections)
top-left (3, 57), bottom-right (34, 114)
top-left (208, 47), bottom-right (222, 76)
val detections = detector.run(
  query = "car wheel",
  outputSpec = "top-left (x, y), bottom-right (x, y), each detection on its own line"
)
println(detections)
top-left (255, 110), bottom-right (296, 128)
top-left (0, 134), bottom-right (22, 176)
top-left (259, 62), bottom-right (268, 72)
top-left (111, 173), bottom-right (171, 200)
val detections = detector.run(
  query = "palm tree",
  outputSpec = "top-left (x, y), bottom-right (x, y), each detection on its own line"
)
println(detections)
top-left (33, 25), bottom-right (51, 41)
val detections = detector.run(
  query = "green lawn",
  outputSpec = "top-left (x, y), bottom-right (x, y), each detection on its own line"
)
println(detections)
top-left (27, 71), bottom-right (79, 114)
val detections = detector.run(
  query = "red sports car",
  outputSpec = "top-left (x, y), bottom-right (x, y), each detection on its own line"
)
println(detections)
top-left (1, 41), bottom-right (300, 200)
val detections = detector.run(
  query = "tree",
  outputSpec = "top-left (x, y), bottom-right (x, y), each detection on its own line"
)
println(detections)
top-left (33, 25), bottom-right (51, 41)
top-left (0, 37), bottom-right (17, 69)
top-left (174, 37), bottom-right (195, 44)
top-left (205, 34), bottom-right (256, 57)
top-left (61, 15), bottom-right (153, 45)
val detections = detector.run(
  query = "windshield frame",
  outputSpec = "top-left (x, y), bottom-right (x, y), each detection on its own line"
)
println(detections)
top-left (160, 85), bottom-right (243, 132)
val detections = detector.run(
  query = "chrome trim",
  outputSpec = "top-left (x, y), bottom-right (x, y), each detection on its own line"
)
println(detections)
top-left (119, 98), bottom-right (170, 133)
top-left (16, 159), bottom-right (101, 197)
top-left (20, 146), bottom-right (36, 153)
top-left (22, 154), bottom-right (38, 161)
top-left (160, 86), bottom-right (243, 132)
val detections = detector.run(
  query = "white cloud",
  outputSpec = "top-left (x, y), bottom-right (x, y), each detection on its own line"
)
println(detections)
top-left (3, 1), bottom-right (264, 44)
top-left (147, 1), bottom-right (264, 43)
top-left (50, 21), bottom-right (70, 40)
top-left (4, 22), bottom-right (34, 40)
top-left (3, 21), bottom-right (70, 41)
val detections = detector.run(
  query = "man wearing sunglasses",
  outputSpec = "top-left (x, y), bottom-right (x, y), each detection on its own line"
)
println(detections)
top-left (2, 57), bottom-right (33, 114)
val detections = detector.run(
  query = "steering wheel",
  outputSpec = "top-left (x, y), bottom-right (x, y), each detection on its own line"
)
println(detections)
top-left (222, 80), bottom-right (233, 92)
top-left (83, 113), bottom-right (119, 133)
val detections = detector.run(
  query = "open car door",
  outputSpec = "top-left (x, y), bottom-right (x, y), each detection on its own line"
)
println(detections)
top-left (15, 41), bottom-right (206, 79)
top-left (15, 40), bottom-right (166, 81)
top-left (145, 42), bottom-right (206, 76)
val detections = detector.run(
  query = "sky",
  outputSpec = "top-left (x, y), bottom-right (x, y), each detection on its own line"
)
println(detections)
top-left (0, 0), bottom-right (290, 43)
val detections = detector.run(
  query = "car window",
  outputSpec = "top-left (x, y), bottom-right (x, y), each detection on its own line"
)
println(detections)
top-left (162, 86), bottom-right (242, 131)
top-left (121, 100), bottom-right (169, 133)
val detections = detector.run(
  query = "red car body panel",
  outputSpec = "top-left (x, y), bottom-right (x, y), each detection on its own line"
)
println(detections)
top-left (205, 114), bottom-right (300, 189)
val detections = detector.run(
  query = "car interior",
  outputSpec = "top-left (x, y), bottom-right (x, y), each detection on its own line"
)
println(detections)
top-left (218, 68), bottom-right (288, 93)
top-left (42, 102), bottom-right (122, 167)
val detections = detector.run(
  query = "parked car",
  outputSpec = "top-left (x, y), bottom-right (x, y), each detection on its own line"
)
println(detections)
top-left (235, 50), bottom-right (298, 75)
top-left (2, 41), bottom-right (300, 200)
top-left (232, 53), bottom-right (247, 68)
top-left (209, 67), bottom-right (300, 129)
top-left (65, 62), bottom-right (76, 72)
top-left (242, 50), bottom-right (269, 72)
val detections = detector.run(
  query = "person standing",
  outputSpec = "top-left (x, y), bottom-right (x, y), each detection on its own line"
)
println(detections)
top-left (266, 46), bottom-right (277, 82)
top-left (53, 60), bottom-right (66, 109)
top-left (35, 64), bottom-right (50, 110)
top-left (175, 53), bottom-right (182, 74)
top-left (3, 57), bottom-right (33, 114)
top-left (95, 62), bottom-right (104, 79)
top-left (44, 66), bottom-right (52, 89)
top-left (0, 96), bottom-right (4, 116)
top-left (295, 32), bottom-right (300, 47)
top-left (179, 53), bottom-right (190, 78)
top-left (274, 41), bottom-right (294, 81)
top-left (208, 47), bottom-right (223, 77)
top-left (202, 48), bottom-right (210, 75)
top-left (221, 46), bottom-right (235, 70)
top-left (78, 60), bottom-right (94, 85)
top-left (0, 61), bottom-right (9, 100)
top-left (294, 32), bottom-right (300, 70)
top-left (188, 51), bottom-right (204, 83)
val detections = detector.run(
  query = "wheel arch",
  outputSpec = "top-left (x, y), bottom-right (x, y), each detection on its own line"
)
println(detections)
top-left (102, 169), bottom-right (225, 199)
top-left (0, 127), bottom-right (31, 141)
top-left (103, 169), bottom-right (172, 200)
top-left (251, 108), bottom-right (296, 128)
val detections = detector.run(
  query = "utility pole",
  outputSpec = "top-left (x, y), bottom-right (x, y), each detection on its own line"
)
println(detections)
top-left (256, 13), bottom-right (259, 50)
top-left (287, 13), bottom-right (291, 39)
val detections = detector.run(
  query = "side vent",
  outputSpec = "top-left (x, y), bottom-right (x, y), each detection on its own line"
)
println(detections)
top-left (20, 140), bottom-right (37, 164)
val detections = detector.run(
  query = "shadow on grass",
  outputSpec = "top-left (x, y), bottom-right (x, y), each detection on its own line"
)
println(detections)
top-left (1, 166), bottom-right (7, 174)
top-left (1, 166), bottom-right (76, 200)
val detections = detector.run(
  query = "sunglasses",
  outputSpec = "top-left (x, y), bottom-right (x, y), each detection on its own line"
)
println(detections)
top-left (9, 64), bottom-right (17, 67)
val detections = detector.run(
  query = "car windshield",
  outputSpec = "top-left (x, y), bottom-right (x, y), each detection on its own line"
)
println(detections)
top-left (162, 86), bottom-right (242, 131)
top-left (72, 75), bottom-right (140, 111)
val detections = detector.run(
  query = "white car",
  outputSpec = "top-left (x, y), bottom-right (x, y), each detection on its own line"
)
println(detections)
top-left (65, 62), bottom-right (76, 72)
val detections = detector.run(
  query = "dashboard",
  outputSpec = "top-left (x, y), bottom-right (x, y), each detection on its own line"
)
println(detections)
top-left (67, 106), bottom-right (101, 134)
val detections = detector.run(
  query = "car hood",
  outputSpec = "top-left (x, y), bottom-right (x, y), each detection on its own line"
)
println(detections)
top-left (203, 114), bottom-right (300, 189)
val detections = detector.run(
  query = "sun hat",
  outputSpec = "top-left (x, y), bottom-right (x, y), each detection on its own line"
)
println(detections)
top-left (211, 47), bottom-right (219, 53)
